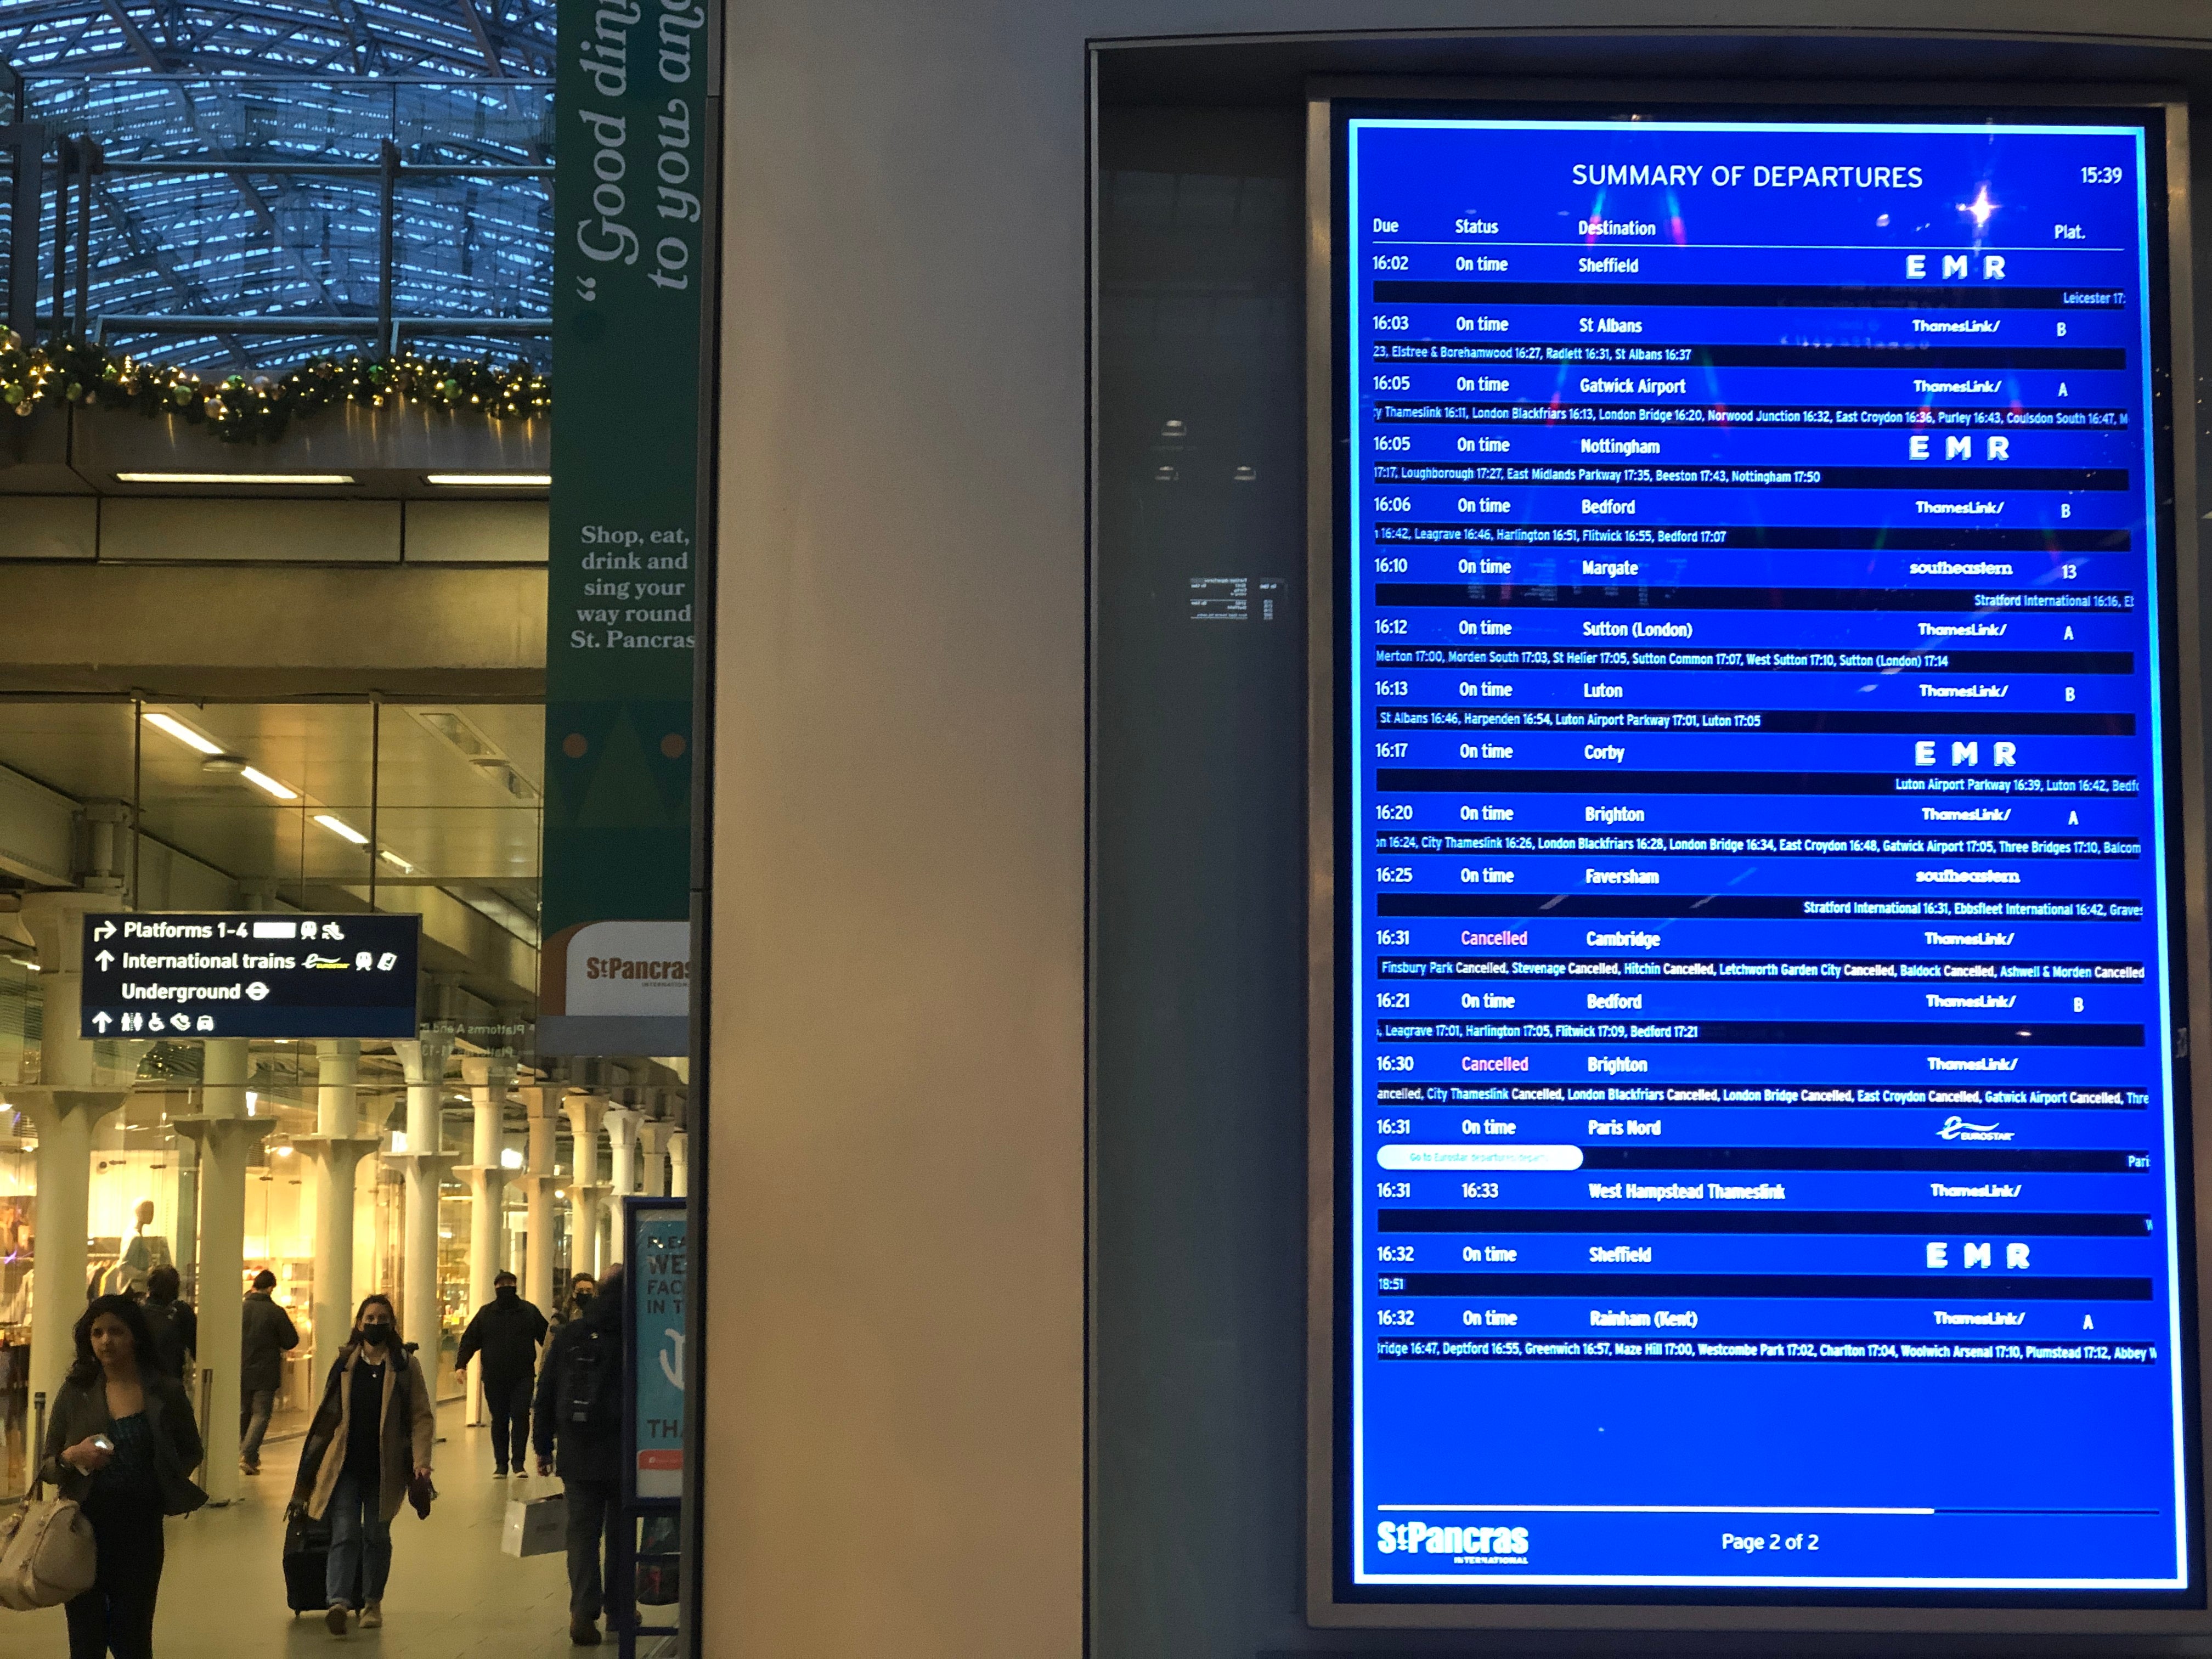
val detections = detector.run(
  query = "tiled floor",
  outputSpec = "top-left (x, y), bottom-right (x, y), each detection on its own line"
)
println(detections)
top-left (7, 1402), bottom-right (652, 1657)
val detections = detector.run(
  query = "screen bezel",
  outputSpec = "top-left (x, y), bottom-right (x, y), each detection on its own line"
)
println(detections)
top-left (1304, 77), bottom-right (2209, 1635)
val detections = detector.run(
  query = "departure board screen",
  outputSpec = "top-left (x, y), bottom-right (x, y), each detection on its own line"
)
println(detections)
top-left (1333, 106), bottom-right (2197, 1600)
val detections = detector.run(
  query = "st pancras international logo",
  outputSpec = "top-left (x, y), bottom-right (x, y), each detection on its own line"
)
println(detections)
top-left (1376, 1520), bottom-right (1531, 1561)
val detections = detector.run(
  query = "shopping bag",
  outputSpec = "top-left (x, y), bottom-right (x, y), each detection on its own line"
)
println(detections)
top-left (502, 1494), bottom-right (567, 1558)
top-left (0, 1482), bottom-right (97, 1611)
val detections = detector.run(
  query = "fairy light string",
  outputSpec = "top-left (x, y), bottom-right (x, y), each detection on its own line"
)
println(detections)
top-left (0, 330), bottom-right (550, 444)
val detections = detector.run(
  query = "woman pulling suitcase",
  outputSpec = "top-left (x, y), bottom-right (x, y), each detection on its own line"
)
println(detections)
top-left (288, 1295), bottom-right (435, 1634)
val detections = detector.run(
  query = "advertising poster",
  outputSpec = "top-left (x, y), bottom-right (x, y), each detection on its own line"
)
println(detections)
top-left (627, 1198), bottom-right (688, 1505)
top-left (541, 0), bottom-right (708, 1057)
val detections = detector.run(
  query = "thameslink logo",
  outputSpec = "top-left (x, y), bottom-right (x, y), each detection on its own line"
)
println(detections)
top-left (1376, 1520), bottom-right (1530, 1558)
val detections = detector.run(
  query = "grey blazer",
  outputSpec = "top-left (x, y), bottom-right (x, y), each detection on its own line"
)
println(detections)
top-left (39, 1370), bottom-right (209, 1517)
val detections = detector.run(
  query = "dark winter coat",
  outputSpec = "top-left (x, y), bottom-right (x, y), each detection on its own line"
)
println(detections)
top-left (240, 1290), bottom-right (299, 1392)
top-left (532, 1285), bottom-right (622, 1481)
top-left (455, 1288), bottom-right (549, 1389)
top-left (142, 1296), bottom-right (197, 1380)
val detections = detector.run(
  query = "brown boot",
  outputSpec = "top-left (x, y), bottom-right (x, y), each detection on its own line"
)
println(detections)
top-left (569, 1615), bottom-right (602, 1646)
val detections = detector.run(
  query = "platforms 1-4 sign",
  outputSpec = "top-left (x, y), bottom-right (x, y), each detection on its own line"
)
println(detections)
top-left (80, 913), bottom-right (421, 1039)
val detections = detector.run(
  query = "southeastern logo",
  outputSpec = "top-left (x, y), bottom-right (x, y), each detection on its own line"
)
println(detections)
top-left (1375, 1521), bottom-right (1530, 1559)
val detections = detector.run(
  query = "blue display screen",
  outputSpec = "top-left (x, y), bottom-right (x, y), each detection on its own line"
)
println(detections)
top-left (1336, 107), bottom-right (2194, 1598)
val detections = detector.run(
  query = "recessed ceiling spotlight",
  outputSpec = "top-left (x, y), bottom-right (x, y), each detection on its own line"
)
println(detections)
top-left (201, 753), bottom-right (247, 775)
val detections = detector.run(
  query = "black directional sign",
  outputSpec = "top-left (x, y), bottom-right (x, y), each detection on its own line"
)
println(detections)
top-left (80, 913), bottom-right (421, 1039)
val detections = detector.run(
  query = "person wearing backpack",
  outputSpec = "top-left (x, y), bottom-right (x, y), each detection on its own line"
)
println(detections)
top-left (532, 1264), bottom-right (625, 1647)
top-left (289, 1294), bottom-right (435, 1635)
top-left (38, 1294), bottom-right (207, 1658)
top-left (139, 1266), bottom-right (195, 1385)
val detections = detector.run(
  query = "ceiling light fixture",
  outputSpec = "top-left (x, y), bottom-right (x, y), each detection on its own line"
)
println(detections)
top-left (425, 472), bottom-right (550, 487)
top-left (415, 709), bottom-right (490, 757)
top-left (115, 472), bottom-right (357, 486)
top-left (144, 711), bottom-right (222, 755)
top-left (240, 766), bottom-right (297, 800)
top-left (313, 814), bottom-right (369, 845)
top-left (378, 848), bottom-right (415, 873)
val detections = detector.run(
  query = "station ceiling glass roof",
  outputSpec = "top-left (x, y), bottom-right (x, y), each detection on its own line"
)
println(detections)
top-left (2, 3), bottom-right (554, 371)
top-left (1, 0), bottom-right (552, 82)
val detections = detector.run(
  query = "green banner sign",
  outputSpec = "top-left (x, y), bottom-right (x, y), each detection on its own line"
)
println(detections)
top-left (540, 0), bottom-right (708, 1057)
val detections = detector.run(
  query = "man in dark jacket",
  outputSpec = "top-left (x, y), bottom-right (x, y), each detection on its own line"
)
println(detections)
top-left (534, 1265), bottom-right (624, 1647)
top-left (457, 1269), bottom-right (549, 1478)
top-left (239, 1268), bottom-right (299, 1474)
top-left (141, 1264), bottom-right (196, 1381)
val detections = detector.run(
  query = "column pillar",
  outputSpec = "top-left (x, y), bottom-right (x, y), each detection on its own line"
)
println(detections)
top-left (299, 1040), bottom-right (379, 1381)
top-left (457, 1056), bottom-right (514, 1425)
top-left (174, 1037), bottom-right (268, 1505)
top-left (666, 1127), bottom-right (689, 1199)
top-left (519, 1086), bottom-right (560, 1317)
top-left (168, 1115), bottom-right (199, 1304)
top-left (638, 1117), bottom-right (671, 1199)
top-left (18, 893), bottom-right (129, 1424)
top-left (563, 1093), bottom-right (608, 1283)
top-left (22, 1093), bottom-right (125, 1414)
top-left (387, 1032), bottom-right (456, 1374)
top-left (602, 1107), bottom-right (641, 1265)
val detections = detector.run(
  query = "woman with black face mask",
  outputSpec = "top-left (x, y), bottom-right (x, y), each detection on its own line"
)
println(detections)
top-left (551, 1271), bottom-right (598, 1334)
top-left (289, 1294), bottom-right (435, 1635)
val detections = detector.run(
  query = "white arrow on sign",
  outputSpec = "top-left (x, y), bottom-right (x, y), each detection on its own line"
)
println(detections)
top-left (92, 1012), bottom-right (112, 1033)
top-left (92, 921), bottom-right (116, 941)
top-left (94, 950), bottom-right (114, 971)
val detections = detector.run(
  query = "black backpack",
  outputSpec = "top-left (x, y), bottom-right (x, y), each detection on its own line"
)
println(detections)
top-left (560, 1325), bottom-right (617, 1430)
top-left (143, 1300), bottom-right (188, 1379)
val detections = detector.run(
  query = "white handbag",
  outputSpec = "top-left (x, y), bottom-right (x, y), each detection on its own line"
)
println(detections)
top-left (0, 1480), bottom-right (98, 1611)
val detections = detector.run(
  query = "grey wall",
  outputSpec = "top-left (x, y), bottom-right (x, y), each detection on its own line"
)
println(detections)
top-left (1094, 102), bottom-right (1310, 1659)
top-left (705, 8), bottom-right (2212, 1658)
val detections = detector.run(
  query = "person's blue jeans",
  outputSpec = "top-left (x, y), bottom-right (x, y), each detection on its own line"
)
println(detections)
top-left (239, 1388), bottom-right (276, 1468)
top-left (326, 1470), bottom-right (392, 1608)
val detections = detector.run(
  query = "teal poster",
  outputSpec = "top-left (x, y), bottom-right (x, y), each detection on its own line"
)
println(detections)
top-left (629, 1202), bottom-right (687, 1503)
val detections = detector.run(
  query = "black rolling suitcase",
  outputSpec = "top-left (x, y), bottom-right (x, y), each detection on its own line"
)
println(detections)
top-left (283, 1510), bottom-right (360, 1615)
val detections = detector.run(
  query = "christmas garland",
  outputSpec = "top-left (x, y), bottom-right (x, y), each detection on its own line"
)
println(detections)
top-left (0, 329), bottom-right (548, 444)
